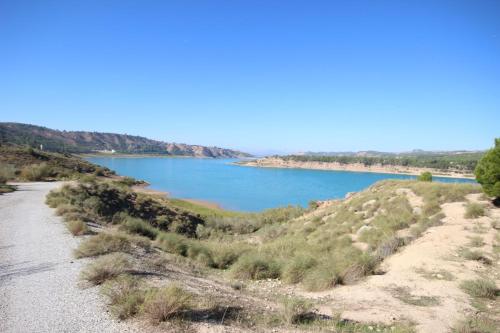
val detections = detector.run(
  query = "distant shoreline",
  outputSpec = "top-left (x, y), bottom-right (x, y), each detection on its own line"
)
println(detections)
top-left (237, 157), bottom-right (476, 180)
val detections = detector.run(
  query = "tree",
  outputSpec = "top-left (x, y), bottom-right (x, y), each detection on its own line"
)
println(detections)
top-left (475, 138), bottom-right (500, 204)
top-left (417, 171), bottom-right (432, 182)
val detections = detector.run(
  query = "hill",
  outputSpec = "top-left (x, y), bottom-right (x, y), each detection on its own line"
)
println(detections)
top-left (0, 122), bottom-right (251, 158)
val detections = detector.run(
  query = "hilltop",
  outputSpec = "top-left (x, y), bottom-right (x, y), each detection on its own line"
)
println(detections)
top-left (0, 122), bottom-right (251, 158)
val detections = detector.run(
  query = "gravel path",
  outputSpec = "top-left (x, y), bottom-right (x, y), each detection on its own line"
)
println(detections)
top-left (0, 182), bottom-right (140, 333)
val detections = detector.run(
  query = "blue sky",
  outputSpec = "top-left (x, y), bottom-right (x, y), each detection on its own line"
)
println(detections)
top-left (0, 1), bottom-right (499, 155)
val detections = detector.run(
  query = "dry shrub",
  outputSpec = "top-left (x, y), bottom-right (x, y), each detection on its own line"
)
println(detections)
top-left (20, 163), bottom-right (51, 181)
top-left (141, 284), bottom-right (192, 323)
top-left (81, 253), bottom-right (132, 285)
top-left (460, 279), bottom-right (498, 299)
top-left (464, 203), bottom-right (486, 219)
top-left (75, 232), bottom-right (132, 258)
top-left (101, 275), bottom-right (145, 319)
top-left (67, 220), bottom-right (89, 236)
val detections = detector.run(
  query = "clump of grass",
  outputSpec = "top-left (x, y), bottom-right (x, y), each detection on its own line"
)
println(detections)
top-left (464, 203), bottom-right (486, 219)
top-left (282, 255), bottom-right (317, 284)
top-left (280, 296), bottom-right (314, 325)
top-left (67, 220), bottom-right (89, 236)
top-left (453, 315), bottom-right (498, 333)
top-left (460, 279), bottom-right (498, 299)
top-left (81, 253), bottom-right (132, 285)
top-left (101, 275), bottom-right (145, 319)
top-left (302, 263), bottom-right (341, 291)
top-left (75, 232), bottom-right (132, 258)
top-left (415, 268), bottom-right (454, 281)
top-left (141, 284), bottom-right (192, 323)
top-left (468, 236), bottom-right (484, 247)
top-left (0, 163), bottom-right (16, 183)
top-left (121, 216), bottom-right (158, 239)
top-left (389, 286), bottom-right (441, 306)
top-left (230, 253), bottom-right (281, 280)
top-left (20, 162), bottom-right (51, 181)
top-left (459, 249), bottom-right (492, 265)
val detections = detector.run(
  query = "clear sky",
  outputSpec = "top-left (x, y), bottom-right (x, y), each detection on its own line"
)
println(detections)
top-left (0, 1), bottom-right (499, 155)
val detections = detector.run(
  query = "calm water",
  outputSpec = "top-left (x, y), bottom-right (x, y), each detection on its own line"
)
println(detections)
top-left (86, 157), bottom-right (475, 212)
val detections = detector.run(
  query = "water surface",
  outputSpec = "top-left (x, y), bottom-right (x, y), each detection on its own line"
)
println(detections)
top-left (87, 157), bottom-right (475, 212)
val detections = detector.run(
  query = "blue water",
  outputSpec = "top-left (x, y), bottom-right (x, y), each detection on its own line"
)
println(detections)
top-left (86, 157), bottom-right (475, 212)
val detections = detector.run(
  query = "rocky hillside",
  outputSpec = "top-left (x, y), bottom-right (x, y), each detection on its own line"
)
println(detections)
top-left (0, 122), bottom-right (251, 158)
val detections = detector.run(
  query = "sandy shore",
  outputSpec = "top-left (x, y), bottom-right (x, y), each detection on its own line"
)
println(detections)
top-left (238, 157), bottom-right (475, 179)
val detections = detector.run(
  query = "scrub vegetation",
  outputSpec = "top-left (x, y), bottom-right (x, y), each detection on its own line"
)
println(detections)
top-left (44, 173), bottom-right (489, 331)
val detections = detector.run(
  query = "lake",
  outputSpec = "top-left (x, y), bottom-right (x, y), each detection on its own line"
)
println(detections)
top-left (86, 157), bottom-right (475, 212)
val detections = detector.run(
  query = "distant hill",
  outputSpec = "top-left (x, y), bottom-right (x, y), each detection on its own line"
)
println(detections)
top-left (296, 149), bottom-right (484, 158)
top-left (0, 122), bottom-right (251, 158)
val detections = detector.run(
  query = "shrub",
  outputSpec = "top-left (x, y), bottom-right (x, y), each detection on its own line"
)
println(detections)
top-left (121, 216), bottom-right (158, 239)
top-left (20, 163), bottom-right (51, 181)
top-left (0, 163), bottom-right (16, 184)
top-left (67, 220), bottom-right (89, 236)
top-left (75, 232), bottom-right (132, 258)
top-left (280, 297), bottom-right (313, 325)
top-left (155, 232), bottom-right (188, 256)
top-left (468, 236), bottom-right (484, 247)
top-left (453, 315), bottom-right (498, 333)
top-left (101, 275), bottom-right (145, 319)
top-left (141, 284), bottom-right (192, 323)
top-left (230, 253), bottom-right (281, 280)
top-left (417, 172), bottom-right (432, 182)
top-left (81, 253), bottom-right (132, 285)
top-left (475, 138), bottom-right (500, 201)
top-left (460, 279), bottom-right (498, 299)
top-left (464, 203), bottom-right (486, 219)
top-left (282, 255), bottom-right (317, 284)
top-left (302, 263), bottom-right (341, 291)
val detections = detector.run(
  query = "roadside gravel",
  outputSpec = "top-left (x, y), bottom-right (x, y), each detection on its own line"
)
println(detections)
top-left (0, 182), bottom-right (141, 333)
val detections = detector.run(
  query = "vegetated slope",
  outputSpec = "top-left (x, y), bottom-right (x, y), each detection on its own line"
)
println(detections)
top-left (278, 152), bottom-right (483, 172)
top-left (46, 177), bottom-right (498, 332)
top-left (0, 122), bottom-right (251, 158)
top-left (0, 145), bottom-right (114, 181)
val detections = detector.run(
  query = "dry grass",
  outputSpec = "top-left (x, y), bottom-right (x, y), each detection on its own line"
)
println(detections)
top-left (464, 202), bottom-right (486, 219)
top-left (101, 275), bottom-right (145, 319)
top-left (75, 232), bottom-right (133, 258)
top-left (81, 253), bottom-right (132, 285)
top-left (279, 296), bottom-right (314, 325)
top-left (141, 284), bottom-right (192, 323)
top-left (67, 220), bottom-right (89, 236)
top-left (460, 279), bottom-right (498, 299)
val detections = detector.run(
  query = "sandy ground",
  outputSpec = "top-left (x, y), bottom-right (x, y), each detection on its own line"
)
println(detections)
top-left (0, 182), bottom-right (141, 333)
top-left (295, 191), bottom-right (499, 333)
top-left (239, 157), bottom-right (475, 179)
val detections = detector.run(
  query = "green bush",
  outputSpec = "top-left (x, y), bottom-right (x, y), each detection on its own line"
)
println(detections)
top-left (475, 138), bottom-right (500, 200)
top-left (155, 232), bottom-right (189, 256)
top-left (417, 172), bottom-right (433, 182)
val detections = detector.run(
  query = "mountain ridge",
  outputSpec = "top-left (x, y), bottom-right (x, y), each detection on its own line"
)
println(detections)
top-left (0, 122), bottom-right (251, 158)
